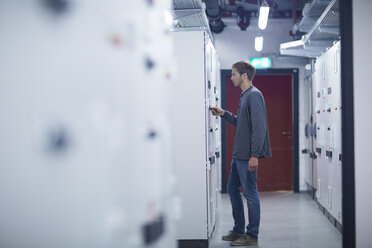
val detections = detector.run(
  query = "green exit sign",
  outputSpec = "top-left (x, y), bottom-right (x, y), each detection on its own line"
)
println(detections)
top-left (250, 57), bottom-right (272, 68)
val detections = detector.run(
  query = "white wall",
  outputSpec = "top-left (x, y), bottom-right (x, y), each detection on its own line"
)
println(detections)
top-left (353, 1), bottom-right (372, 247)
top-left (213, 17), bottom-right (310, 191)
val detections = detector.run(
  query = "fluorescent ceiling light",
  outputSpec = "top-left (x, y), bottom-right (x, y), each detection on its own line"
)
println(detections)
top-left (258, 1), bottom-right (270, 30)
top-left (280, 39), bottom-right (304, 50)
top-left (255, 36), bottom-right (263, 52)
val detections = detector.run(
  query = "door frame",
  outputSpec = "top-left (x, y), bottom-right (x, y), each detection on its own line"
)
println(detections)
top-left (220, 68), bottom-right (299, 193)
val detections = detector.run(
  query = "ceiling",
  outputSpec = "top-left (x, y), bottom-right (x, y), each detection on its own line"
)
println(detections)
top-left (170, 0), bottom-right (340, 58)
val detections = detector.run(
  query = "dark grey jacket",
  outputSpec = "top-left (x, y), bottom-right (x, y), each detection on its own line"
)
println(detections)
top-left (222, 85), bottom-right (272, 160)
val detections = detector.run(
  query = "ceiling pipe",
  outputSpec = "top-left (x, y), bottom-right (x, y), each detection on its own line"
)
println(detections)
top-left (204, 0), bottom-right (225, 34)
top-left (229, 0), bottom-right (236, 5)
top-left (237, 6), bottom-right (250, 30)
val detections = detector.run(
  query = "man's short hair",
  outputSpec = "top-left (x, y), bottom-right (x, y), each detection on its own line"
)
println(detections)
top-left (232, 60), bottom-right (256, 81)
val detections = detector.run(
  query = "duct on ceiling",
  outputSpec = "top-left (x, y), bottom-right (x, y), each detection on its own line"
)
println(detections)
top-left (280, 0), bottom-right (339, 58)
top-left (204, 0), bottom-right (225, 34)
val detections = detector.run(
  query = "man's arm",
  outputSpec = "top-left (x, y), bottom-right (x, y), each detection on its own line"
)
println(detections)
top-left (249, 93), bottom-right (267, 158)
top-left (211, 106), bottom-right (237, 126)
top-left (221, 110), bottom-right (237, 126)
top-left (247, 93), bottom-right (267, 171)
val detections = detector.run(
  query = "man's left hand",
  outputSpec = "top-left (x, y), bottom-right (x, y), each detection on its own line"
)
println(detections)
top-left (248, 157), bottom-right (258, 171)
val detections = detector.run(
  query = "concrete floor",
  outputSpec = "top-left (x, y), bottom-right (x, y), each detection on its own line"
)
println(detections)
top-left (210, 191), bottom-right (342, 248)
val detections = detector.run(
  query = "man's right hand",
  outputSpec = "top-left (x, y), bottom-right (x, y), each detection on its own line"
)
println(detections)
top-left (210, 105), bottom-right (225, 116)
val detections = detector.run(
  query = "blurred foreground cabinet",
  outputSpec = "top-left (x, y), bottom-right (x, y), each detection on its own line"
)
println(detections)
top-left (170, 30), bottom-right (221, 248)
top-left (0, 1), bottom-right (176, 247)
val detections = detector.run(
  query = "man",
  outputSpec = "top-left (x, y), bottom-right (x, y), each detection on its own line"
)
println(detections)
top-left (211, 60), bottom-right (271, 246)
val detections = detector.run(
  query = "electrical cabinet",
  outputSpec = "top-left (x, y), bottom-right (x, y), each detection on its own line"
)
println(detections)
top-left (0, 1), bottom-right (176, 247)
top-left (312, 41), bottom-right (342, 224)
top-left (304, 74), bottom-right (314, 188)
top-left (170, 31), bottom-right (221, 246)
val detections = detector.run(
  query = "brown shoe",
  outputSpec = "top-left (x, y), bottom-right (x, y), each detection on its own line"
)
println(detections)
top-left (221, 231), bottom-right (243, 241)
top-left (230, 234), bottom-right (258, 246)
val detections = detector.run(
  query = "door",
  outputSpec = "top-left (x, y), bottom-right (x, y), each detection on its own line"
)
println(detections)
top-left (225, 73), bottom-right (294, 191)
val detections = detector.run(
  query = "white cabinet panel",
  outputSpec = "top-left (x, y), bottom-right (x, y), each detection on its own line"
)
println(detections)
top-left (171, 31), bottom-right (221, 244)
top-left (312, 41), bottom-right (342, 224)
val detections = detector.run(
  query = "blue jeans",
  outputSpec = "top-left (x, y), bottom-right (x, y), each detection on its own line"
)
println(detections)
top-left (227, 158), bottom-right (260, 238)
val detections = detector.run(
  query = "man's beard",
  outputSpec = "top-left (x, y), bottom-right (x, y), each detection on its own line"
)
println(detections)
top-left (235, 77), bottom-right (243, 87)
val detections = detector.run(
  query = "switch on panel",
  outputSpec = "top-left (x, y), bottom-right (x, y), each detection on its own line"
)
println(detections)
top-left (328, 87), bottom-right (332, 94)
top-left (310, 152), bottom-right (317, 159)
top-left (301, 149), bottom-right (309, 154)
top-left (326, 150), bottom-right (333, 158)
top-left (215, 151), bottom-right (220, 158)
top-left (209, 156), bottom-right (216, 165)
top-left (142, 215), bottom-right (165, 245)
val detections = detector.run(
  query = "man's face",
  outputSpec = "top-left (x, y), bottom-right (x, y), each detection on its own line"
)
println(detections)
top-left (231, 67), bottom-right (243, 87)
